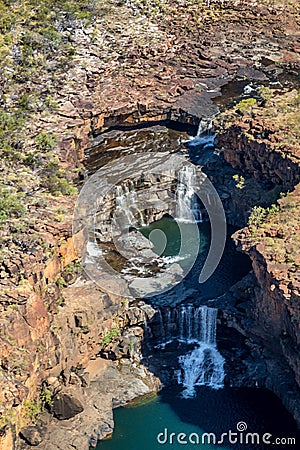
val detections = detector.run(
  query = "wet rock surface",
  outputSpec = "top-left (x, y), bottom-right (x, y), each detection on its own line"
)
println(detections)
top-left (1, 0), bottom-right (299, 448)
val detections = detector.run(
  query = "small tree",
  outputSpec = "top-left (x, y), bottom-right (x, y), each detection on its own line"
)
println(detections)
top-left (235, 98), bottom-right (257, 117)
top-left (248, 206), bottom-right (267, 227)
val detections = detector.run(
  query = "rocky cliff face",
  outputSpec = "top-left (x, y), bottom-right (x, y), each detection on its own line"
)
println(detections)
top-left (1, 264), bottom-right (161, 449)
top-left (215, 89), bottom-right (300, 425)
top-left (216, 120), bottom-right (299, 189)
top-left (0, 1), bottom-right (300, 448)
top-left (12, 278), bottom-right (161, 449)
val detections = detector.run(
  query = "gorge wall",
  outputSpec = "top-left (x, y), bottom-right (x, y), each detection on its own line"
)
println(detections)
top-left (0, 1), bottom-right (299, 449)
top-left (214, 95), bottom-right (300, 425)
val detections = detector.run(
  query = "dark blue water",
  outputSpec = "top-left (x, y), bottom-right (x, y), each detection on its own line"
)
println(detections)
top-left (96, 386), bottom-right (299, 450)
top-left (182, 222), bottom-right (250, 300)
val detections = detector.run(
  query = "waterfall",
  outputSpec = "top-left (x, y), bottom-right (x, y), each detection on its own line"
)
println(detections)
top-left (154, 305), bottom-right (216, 344)
top-left (196, 117), bottom-right (213, 136)
top-left (177, 306), bottom-right (225, 397)
top-left (152, 304), bottom-right (225, 397)
top-left (115, 181), bottom-right (145, 228)
top-left (178, 343), bottom-right (225, 397)
top-left (185, 116), bottom-right (216, 151)
top-left (175, 166), bottom-right (202, 222)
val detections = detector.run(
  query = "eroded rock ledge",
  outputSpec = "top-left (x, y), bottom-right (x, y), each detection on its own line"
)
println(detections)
top-left (0, 1), bottom-right (299, 449)
top-left (9, 277), bottom-right (161, 450)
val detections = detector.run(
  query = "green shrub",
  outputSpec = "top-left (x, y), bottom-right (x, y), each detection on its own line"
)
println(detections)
top-left (9, 221), bottom-right (27, 233)
top-left (56, 277), bottom-right (67, 289)
top-left (41, 160), bottom-right (78, 195)
top-left (0, 408), bottom-right (17, 428)
top-left (248, 204), bottom-right (280, 227)
top-left (35, 132), bottom-right (57, 150)
top-left (40, 388), bottom-right (53, 408)
top-left (248, 206), bottom-right (267, 226)
top-left (17, 93), bottom-right (32, 110)
top-left (44, 95), bottom-right (59, 110)
top-left (0, 110), bottom-right (20, 134)
top-left (232, 174), bottom-right (245, 189)
top-left (23, 399), bottom-right (44, 424)
top-left (64, 261), bottom-right (82, 274)
top-left (40, 27), bottom-right (62, 44)
top-left (235, 98), bottom-right (257, 116)
top-left (24, 152), bottom-right (41, 167)
top-left (267, 204), bottom-right (280, 216)
top-left (42, 175), bottom-right (78, 196)
top-left (101, 327), bottom-right (120, 347)
top-left (57, 296), bottom-right (64, 306)
top-left (0, 187), bottom-right (26, 222)
top-left (128, 340), bottom-right (135, 351)
top-left (258, 86), bottom-right (273, 102)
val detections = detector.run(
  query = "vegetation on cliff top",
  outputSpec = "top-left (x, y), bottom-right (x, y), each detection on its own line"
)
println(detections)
top-left (218, 88), bottom-right (300, 160)
top-left (216, 86), bottom-right (299, 277)
top-left (247, 190), bottom-right (300, 274)
top-left (0, 0), bottom-right (93, 237)
top-left (223, 89), bottom-right (300, 275)
top-left (0, 0), bottom-right (298, 240)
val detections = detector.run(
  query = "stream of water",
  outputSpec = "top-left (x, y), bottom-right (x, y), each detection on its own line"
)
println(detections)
top-left (176, 165), bottom-right (203, 222)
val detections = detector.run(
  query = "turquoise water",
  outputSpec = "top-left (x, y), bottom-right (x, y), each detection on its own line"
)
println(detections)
top-left (140, 215), bottom-right (204, 275)
top-left (140, 216), bottom-right (251, 300)
top-left (140, 215), bottom-right (183, 257)
top-left (96, 386), bottom-right (299, 450)
top-left (96, 391), bottom-right (228, 450)
top-left (96, 219), bottom-right (298, 450)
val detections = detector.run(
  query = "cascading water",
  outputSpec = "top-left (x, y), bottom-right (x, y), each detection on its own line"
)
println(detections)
top-left (178, 343), bottom-right (225, 397)
top-left (153, 305), bottom-right (225, 397)
top-left (196, 117), bottom-right (213, 136)
top-left (115, 181), bottom-right (145, 228)
top-left (175, 166), bottom-right (202, 222)
top-left (155, 305), bottom-right (216, 344)
top-left (178, 306), bottom-right (225, 397)
top-left (185, 116), bottom-right (216, 152)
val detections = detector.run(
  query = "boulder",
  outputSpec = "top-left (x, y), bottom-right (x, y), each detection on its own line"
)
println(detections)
top-left (52, 392), bottom-right (84, 420)
top-left (19, 426), bottom-right (43, 446)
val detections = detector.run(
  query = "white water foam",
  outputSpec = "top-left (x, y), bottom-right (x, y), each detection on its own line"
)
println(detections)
top-left (115, 181), bottom-right (145, 228)
top-left (179, 342), bottom-right (225, 398)
top-left (154, 305), bottom-right (225, 397)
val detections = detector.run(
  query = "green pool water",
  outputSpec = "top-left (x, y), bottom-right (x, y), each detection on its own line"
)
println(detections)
top-left (139, 216), bottom-right (251, 300)
top-left (95, 217), bottom-right (298, 450)
top-left (140, 215), bottom-right (183, 257)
